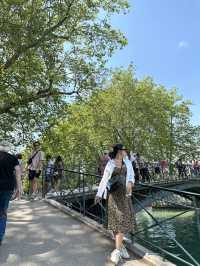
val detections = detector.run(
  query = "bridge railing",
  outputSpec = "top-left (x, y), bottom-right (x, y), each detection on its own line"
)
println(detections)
top-left (41, 164), bottom-right (199, 217)
top-left (132, 182), bottom-right (200, 266)
top-left (138, 162), bottom-right (200, 183)
top-left (42, 166), bottom-right (200, 266)
top-left (41, 164), bottom-right (200, 200)
top-left (43, 167), bottom-right (105, 222)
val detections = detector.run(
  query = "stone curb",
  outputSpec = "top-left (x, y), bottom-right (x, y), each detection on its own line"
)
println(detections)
top-left (44, 198), bottom-right (175, 266)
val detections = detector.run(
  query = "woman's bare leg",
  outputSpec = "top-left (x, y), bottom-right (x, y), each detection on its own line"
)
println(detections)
top-left (115, 232), bottom-right (124, 250)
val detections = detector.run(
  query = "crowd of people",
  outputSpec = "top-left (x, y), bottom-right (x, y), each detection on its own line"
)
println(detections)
top-left (98, 150), bottom-right (200, 183)
top-left (1, 139), bottom-right (200, 265)
top-left (0, 140), bottom-right (66, 246)
top-left (1, 140), bottom-right (64, 201)
top-left (26, 141), bottom-right (65, 199)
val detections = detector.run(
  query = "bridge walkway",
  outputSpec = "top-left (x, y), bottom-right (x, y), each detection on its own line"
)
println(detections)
top-left (0, 200), bottom-right (148, 266)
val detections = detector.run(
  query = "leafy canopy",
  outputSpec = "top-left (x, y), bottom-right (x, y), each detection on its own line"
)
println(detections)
top-left (41, 68), bottom-right (200, 168)
top-left (0, 0), bottom-right (129, 142)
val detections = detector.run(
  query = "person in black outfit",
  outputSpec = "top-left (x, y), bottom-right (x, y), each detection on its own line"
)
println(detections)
top-left (0, 141), bottom-right (21, 245)
top-left (175, 158), bottom-right (187, 178)
top-left (132, 153), bottom-right (141, 183)
top-left (140, 162), bottom-right (151, 182)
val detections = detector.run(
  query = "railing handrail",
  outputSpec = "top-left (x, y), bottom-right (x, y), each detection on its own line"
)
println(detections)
top-left (134, 235), bottom-right (196, 266)
top-left (44, 165), bottom-right (200, 198)
top-left (133, 195), bottom-right (200, 266)
top-left (46, 166), bottom-right (200, 265)
top-left (44, 166), bottom-right (101, 178)
top-left (138, 182), bottom-right (200, 198)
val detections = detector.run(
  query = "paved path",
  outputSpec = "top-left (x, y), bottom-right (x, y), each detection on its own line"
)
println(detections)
top-left (0, 200), bottom-right (147, 266)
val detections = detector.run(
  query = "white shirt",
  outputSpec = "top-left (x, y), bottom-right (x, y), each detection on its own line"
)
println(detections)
top-left (96, 158), bottom-right (135, 199)
top-left (46, 159), bottom-right (54, 175)
top-left (28, 150), bottom-right (45, 171)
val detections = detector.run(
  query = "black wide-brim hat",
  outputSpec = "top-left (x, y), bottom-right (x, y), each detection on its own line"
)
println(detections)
top-left (113, 143), bottom-right (126, 152)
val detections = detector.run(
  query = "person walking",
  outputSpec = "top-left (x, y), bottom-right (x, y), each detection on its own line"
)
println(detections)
top-left (160, 159), bottom-right (169, 178)
top-left (140, 161), bottom-right (151, 183)
top-left (95, 144), bottom-right (135, 265)
top-left (27, 141), bottom-right (45, 199)
top-left (97, 150), bottom-right (110, 176)
top-left (16, 153), bottom-right (25, 200)
top-left (131, 153), bottom-right (142, 183)
top-left (52, 156), bottom-right (64, 193)
top-left (43, 154), bottom-right (54, 196)
top-left (0, 141), bottom-right (21, 245)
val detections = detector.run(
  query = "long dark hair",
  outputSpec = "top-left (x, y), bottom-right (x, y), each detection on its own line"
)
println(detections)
top-left (109, 143), bottom-right (125, 159)
top-left (16, 153), bottom-right (22, 159)
top-left (55, 156), bottom-right (63, 163)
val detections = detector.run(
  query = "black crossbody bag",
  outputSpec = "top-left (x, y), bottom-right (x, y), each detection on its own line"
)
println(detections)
top-left (27, 151), bottom-right (39, 166)
top-left (108, 163), bottom-right (124, 193)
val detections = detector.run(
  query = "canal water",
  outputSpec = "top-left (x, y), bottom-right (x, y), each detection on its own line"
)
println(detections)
top-left (136, 208), bottom-right (200, 265)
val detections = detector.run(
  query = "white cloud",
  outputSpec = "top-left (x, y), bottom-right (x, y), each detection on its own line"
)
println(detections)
top-left (178, 41), bottom-right (189, 48)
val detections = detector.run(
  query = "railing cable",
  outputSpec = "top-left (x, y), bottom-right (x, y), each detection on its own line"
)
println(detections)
top-left (133, 195), bottom-right (200, 266)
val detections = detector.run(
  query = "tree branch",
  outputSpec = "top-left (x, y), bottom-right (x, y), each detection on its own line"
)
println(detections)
top-left (3, 0), bottom-right (76, 70)
top-left (0, 89), bottom-right (75, 115)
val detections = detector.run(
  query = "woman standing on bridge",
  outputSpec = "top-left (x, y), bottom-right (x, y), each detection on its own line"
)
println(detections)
top-left (95, 144), bottom-right (135, 265)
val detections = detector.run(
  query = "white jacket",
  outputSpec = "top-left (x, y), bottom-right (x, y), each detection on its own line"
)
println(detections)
top-left (96, 158), bottom-right (135, 199)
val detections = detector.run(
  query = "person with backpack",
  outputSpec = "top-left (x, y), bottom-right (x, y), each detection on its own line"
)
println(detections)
top-left (0, 141), bottom-right (21, 245)
top-left (27, 141), bottom-right (45, 199)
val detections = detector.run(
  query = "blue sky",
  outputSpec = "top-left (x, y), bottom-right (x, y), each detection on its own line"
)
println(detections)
top-left (110, 0), bottom-right (200, 125)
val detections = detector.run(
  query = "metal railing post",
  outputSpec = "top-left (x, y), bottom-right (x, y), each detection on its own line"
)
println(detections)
top-left (82, 172), bottom-right (86, 216)
top-left (42, 170), bottom-right (45, 198)
top-left (78, 164), bottom-right (81, 192)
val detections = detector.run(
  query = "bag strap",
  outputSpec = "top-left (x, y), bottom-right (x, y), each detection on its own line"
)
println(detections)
top-left (30, 151), bottom-right (39, 161)
top-left (119, 161), bottom-right (125, 174)
top-left (110, 160), bottom-right (124, 178)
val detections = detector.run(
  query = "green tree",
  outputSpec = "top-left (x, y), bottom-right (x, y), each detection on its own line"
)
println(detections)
top-left (41, 68), bottom-right (200, 169)
top-left (0, 0), bottom-right (129, 143)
